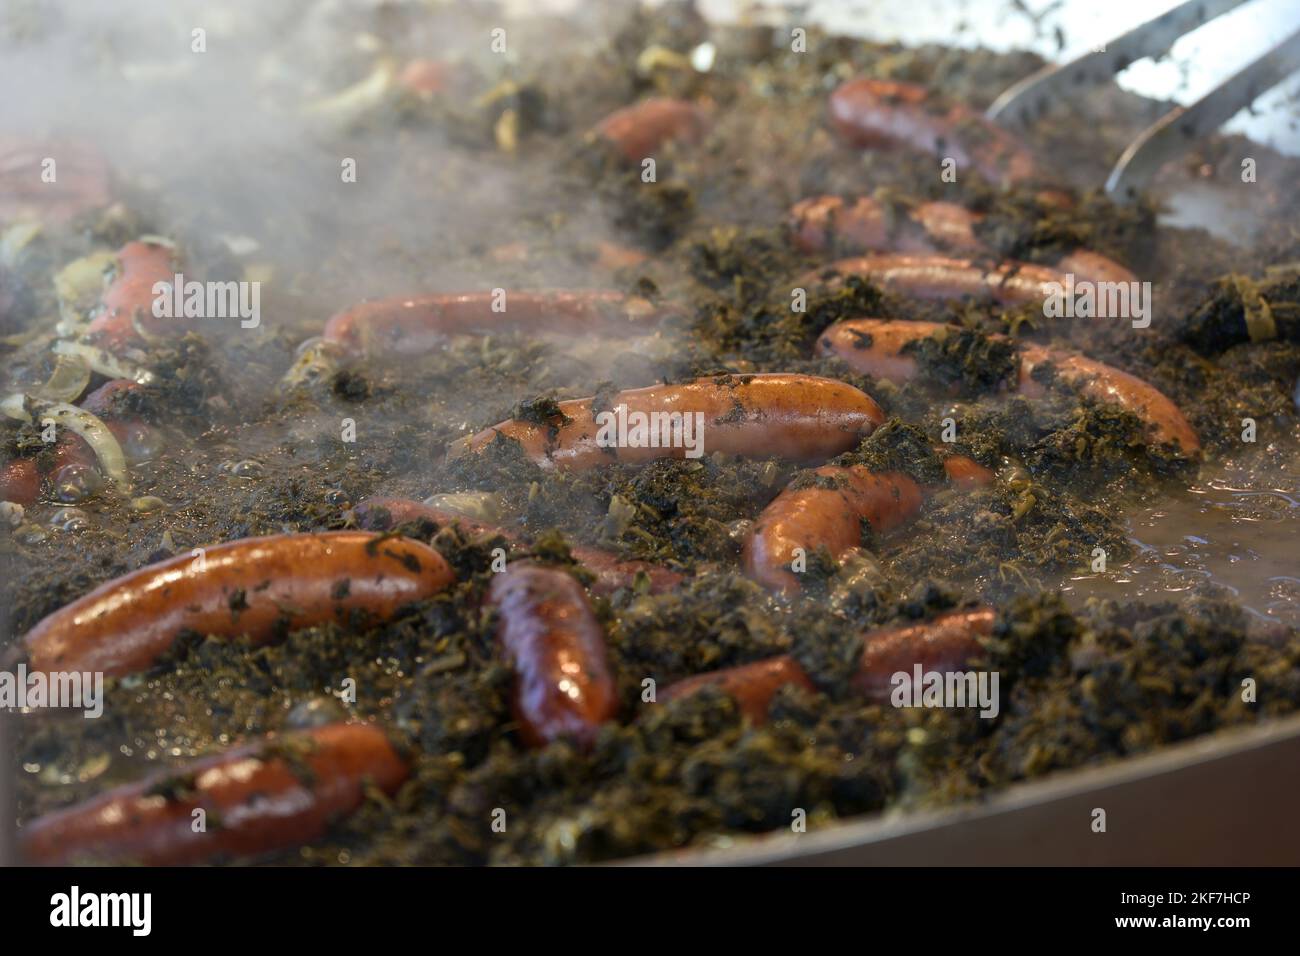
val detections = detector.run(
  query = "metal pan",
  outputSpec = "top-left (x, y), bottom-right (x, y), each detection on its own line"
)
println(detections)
top-left (628, 710), bottom-right (1300, 865)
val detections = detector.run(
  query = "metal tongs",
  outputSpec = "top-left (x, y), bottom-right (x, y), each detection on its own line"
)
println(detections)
top-left (987, 0), bottom-right (1300, 201)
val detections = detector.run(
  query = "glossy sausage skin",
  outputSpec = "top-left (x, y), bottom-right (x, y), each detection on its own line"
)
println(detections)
top-left (453, 373), bottom-right (886, 471)
top-left (808, 254), bottom-right (1066, 308)
top-left (593, 97), bottom-right (707, 162)
top-left (658, 607), bottom-right (995, 720)
top-left (941, 453), bottom-right (995, 490)
top-left (659, 655), bottom-right (814, 724)
top-left (322, 290), bottom-right (674, 356)
top-left (817, 318), bottom-right (1201, 457)
top-left (86, 240), bottom-right (179, 352)
top-left (790, 195), bottom-right (1135, 285)
top-left (24, 531), bottom-right (456, 676)
top-left (852, 607), bottom-right (996, 700)
top-left (743, 466), bottom-right (924, 594)
top-left (1018, 345), bottom-right (1201, 456)
top-left (487, 563), bottom-right (618, 748)
top-left (828, 78), bottom-right (1038, 187)
top-left (353, 496), bottom-right (683, 596)
top-left (18, 722), bottom-right (408, 866)
top-left (0, 458), bottom-right (40, 506)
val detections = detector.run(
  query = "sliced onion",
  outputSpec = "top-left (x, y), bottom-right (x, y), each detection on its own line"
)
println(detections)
top-left (52, 339), bottom-right (156, 385)
top-left (422, 491), bottom-right (504, 522)
top-left (1, 394), bottom-right (130, 492)
top-left (29, 353), bottom-right (91, 404)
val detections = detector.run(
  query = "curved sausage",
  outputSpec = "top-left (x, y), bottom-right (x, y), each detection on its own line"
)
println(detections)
top-left (743, 466), bottom-right (924, 594)
top-left (657, 607), bottom-right (996, 720)
top-left (806, 253), bottom-right (1067, 308)
top-left (1018, 344), bottom-right (1201, 456)
top-left (353, 496), bottom-right (683, 596)
top-left (487, 563), bottom-right (618, 748)
top-left (790, 195), bottom-right (1135, 285)
top-left (817, 318), bottom-right (1201, 457)
top-left (322, 290), bottom-right (675, 356)
top-left (828, 78), bottom-right (1038, 187)
top-left (24, 531), bottom-right (457, 676)
top-left (18, 722), bottom-right (408, 866)
top-left (86, 241), bottom-right (179, 352)
top-left (452, 373), bottom-right (886, 471)
top-left (593, 97), bottom-right (707, 162)
top-left (852, 607), bottom-right (996, 700)
top-left (659, 655), bottom-right (814, 723)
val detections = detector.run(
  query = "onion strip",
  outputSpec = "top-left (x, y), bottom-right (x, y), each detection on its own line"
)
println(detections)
top-left (52, 339), bottom-right (156, 385)
top-left (0, 393), bottom-right (130, 492)
top-left (29, 353), bottom-right (91, 404)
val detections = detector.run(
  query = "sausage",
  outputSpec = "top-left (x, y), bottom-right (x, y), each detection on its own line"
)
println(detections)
top-left (51, 379), bottom-right (160, 472)
top-left (398, 58), bottom-right (450, 97)
top-left (487, 563), bottom-right (618, 748)
top-left (790, 196), bottom-right (980, 256)
top-left (743, 466), bottom-right (924, 594)
top-left (0, 457), bottom-right (40, 505)
top-left (941, 453), bottom-right (995, 490)
top-left (24, 531), bottom-right (457, 676)
top-left (817, 318), bottom-right (1201, 457)
top-left (806, 253), bottom-right (1068, 308)
top-left (86, 240), bottom-right (179, 352)
top-left (593, 97), bottom-right (707, 162)
top-left (1018, 344), bottom-right (1201, 457)
top-left (322, 290), bottom-right (675, 356)
top-left (18, 722), bottom-right (408, 866)
top-left (790, 195), bottom-right (1135, 285)
top-left (452, 373), bottom-right (886, 471)
top-left (354, 496), bottom-right (683, 596)
top-left (0, 137), bottom-right (111, 224)
top-left (828, 78), bottom-right (1038, 187)
top-left (852, 607), bottom-right (996, 700)
top-left (657, 607), bottom-right (995, 720)
top-left (658, 655), bottom-right (814, 723)
top-left (0, 380), bottom-right (156, 506)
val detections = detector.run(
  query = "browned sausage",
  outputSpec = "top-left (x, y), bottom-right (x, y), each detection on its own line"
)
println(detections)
top-left (18, 722), bottom-right (408, 866)
top-left (1017, 345), bottom-right (1201, 456)
top-left (86, 240), bottom-right (179, 352)
top-left (852, 607), bottom-right (996, 700)
top-left (657, 607), bottom-right (995, 721)
top-left (658, 655), bottom-right (814, 723)
top-left (817, 318), bottom-right (1201, 457)
top-left (743, 466), bottom-right (924, 594)
top-left (790, 195), bottom-right (1135, 285)
top-left (321, 290), bottom-right (675, 356)
top-left (353, 496), bottom-right (683, 596)
top-left (24, 531), bottom-right (456, 676)
top-left (806, 253), bottom-right (1067, 308)
top-left (828, 78), bottom-right (1038, 187)
top-left (487, 563), bottom-right (618, 748)
top-left (452, 373), bottom-right (886, 471)
top-left (941, 453), bottom-right (995, 490)
top-left (593, 97), bottom-right (707, 162)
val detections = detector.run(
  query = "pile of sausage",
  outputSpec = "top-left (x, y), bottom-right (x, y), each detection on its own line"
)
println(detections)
top-left (10, 75), bottom-right (1203, 866)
